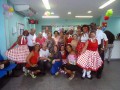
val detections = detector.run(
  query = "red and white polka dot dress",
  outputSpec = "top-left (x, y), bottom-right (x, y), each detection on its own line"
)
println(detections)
top-left (6, 36), bottom-right (30, 63)
top-left (77, 39), bottom-right (103, 71)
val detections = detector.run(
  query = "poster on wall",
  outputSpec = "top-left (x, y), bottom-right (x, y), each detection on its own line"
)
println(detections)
top-left (17, 23), bottom-right (24, 36)
top-left (42, 26), bottom-right (52, 32)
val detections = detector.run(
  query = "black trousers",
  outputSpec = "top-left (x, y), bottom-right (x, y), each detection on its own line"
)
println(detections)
top-left (96, 45), bottom-right (104, 77)
top-left (28, 46), bottom-right (34, 52)
top-left (38, 60), bottom-right (52, 73)
top-left (27, 66), bottom-right (41, 71)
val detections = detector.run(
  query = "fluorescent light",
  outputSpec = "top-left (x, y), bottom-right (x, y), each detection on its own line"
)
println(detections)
top-left (88, 11), bottom-right (92, 13)
top-left (42, 16), bottom-right (60, 18)
top-left (99, 0), bottom-right (116, 9)
top-left (75, 16), bottom-right (93, 18)
top-left (51, 12), bottom-right (54, 15)
top-left (42, 0), bottom-right (51, 10)
top-left (68, 12), bottom-right (71, 14)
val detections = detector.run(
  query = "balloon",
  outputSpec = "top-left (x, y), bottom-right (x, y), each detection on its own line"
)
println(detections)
top-left (4, 11), bottom-right (13, 18)
top-left (106, 9), bottom-right (113, 17)
top-left (8, 7), bottom-right (14, 12)
top-left (104, 16), bottom-right (109, 20)
top-left (2, 4), bottom-right (9, 10)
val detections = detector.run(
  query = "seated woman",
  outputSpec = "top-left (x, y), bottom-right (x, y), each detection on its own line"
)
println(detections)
top-left (60, 45), bottom-right (67, 74)
top-left (63, 44), bottom-right (78, 80)
top-left (39, 42), bottom-right (51, 74)
top-left (50, 45), bottom-right (62, 76)
top-left (25, 43), bottom-right (41, 78)
top-left (60, 45), bottom-right (67, 64)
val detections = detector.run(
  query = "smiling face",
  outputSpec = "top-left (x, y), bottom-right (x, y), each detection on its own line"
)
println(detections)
top-left (48, 32), bottom-right (52, 38)
top-left (73, 34), bottom-right (78, 40)
top-left (34, 44), bottom-right (40, 51)
top-left (54, 45), bottom-right (58, 52)
top-left (61, 46), bottom-right (65, 51)
top-left (83, 27), bottom-right (88, 33)
top-left (66, 45), bottom-right (72, 53)
top-left (54, 31), bottom-right (59, 36)
top-left (90, 32), bottom-right (96, 38)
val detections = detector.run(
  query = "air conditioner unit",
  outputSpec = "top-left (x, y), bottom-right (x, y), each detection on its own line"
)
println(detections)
top-left (14, 5), bottom-right (36, 17)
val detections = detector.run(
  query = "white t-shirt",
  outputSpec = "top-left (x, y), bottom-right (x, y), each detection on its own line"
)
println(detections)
top-left (96, 29), bottom-right (108, 45)
top-left (39, 48), bottom-right (50, 61)
top-left (27, 34), bottom-right (36, 46)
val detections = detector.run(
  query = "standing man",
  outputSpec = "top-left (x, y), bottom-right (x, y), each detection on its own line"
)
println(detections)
top-left (90, 23), bottom-right (108, 79)
top-left (104, 30), bottom-right (115, 63)
top-left (27, 28), bottom-right (36, 52)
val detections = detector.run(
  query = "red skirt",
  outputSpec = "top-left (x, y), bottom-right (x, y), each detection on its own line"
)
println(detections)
top-left (6, 45), bottom-right (30, 63)
top-left (77, 50), bottom-right (103, 71)
top-left (76, 42), bottom-right (85, 55)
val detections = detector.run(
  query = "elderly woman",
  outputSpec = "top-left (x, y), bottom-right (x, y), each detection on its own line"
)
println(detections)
top-left (46, 32), bottom-right (55, 53)
top-left (52, 31), bottom-right (60, 45)
top-left (36, 32), bottom-right (46, 47)
top-left (58, 31), bottom-right (66, 49)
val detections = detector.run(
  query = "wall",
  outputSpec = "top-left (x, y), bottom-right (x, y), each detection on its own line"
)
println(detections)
top-left (100, 16), bottom-right (120, 36)
top-left (5, 15), bottom-right (36, 48)
top-left (0, 0), bottom-right (7, 58)
top-left (36, 18), bottom-right (100, 33)
top-left (0, 1), bottom-right (36, 58)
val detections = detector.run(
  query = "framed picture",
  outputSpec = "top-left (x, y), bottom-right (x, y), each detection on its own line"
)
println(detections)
top-left (17, 23), bottom-right (24, 36)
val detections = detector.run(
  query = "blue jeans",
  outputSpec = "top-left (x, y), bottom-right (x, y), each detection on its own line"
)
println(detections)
top-left (50, 61), bottom-right (62, 75)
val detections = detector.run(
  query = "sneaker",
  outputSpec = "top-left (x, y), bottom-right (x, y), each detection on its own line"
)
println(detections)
top-left (55, 72), bottom-right (59, 76)
top-left (68, 74), bottom-right (75, 80)
top-left (30, 73), bottom-right (36, 79)
top-left (87, 75), bottom-right (92, 79)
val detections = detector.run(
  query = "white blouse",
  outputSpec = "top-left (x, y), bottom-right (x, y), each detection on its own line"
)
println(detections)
top-left (80, 33), bottom-right (89, 42)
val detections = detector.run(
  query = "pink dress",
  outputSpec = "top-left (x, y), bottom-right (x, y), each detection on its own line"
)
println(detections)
top-left (77, 39), bottom-right (103, 71)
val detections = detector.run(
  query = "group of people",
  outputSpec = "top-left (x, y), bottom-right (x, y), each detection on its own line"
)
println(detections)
top-left (5, 22), bottom-right (115, 80)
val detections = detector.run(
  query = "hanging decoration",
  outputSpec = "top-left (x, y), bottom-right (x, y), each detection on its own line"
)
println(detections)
top-left (104, 16), bottom-right (109, 20)
top-left (44, 11), bottom-right (51, 16)
top-left (105, 9), bottom-right (113, 17)
top-left (2, 4), bottom-right (14, 18)
top-left (28, 19), bottom-right (39, 24)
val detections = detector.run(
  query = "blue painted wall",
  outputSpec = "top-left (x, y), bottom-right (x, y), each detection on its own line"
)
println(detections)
top-left (0, 0), bottom-right (7, 58)
top-left (36, 18), bottom-right (100, 33)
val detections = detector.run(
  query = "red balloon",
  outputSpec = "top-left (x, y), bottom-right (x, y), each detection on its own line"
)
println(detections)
top-left (104, 16), bottom-right (109, 20)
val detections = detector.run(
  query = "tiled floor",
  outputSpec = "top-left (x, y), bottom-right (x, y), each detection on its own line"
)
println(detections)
top-left (1, 60), bottom-right (120, 90)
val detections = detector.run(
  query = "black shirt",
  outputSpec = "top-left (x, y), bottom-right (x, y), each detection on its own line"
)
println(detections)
top-left (104, 31), bottom-right (115, 44)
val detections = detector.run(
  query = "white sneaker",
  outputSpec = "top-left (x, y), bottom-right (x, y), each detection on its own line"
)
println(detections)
top-left (55, 72), bottom-right (59, 76)
top-left (30, 72), bottom-right (36, 79)
top-left (69, 74), bottom-right (75, 80)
